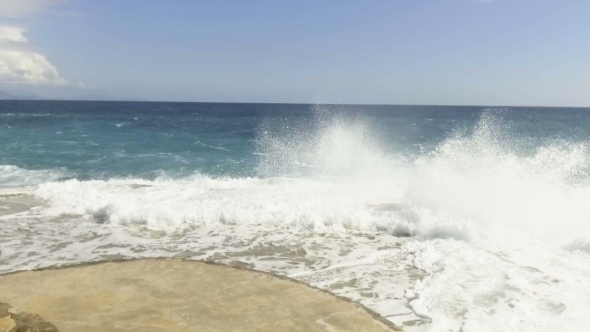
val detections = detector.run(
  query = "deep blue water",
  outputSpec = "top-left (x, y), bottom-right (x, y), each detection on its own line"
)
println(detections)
top-left (1, 100), bottom-right (590, 183)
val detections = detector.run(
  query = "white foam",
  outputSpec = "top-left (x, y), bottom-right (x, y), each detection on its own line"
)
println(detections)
top-left (0, 213), bottom-right (422, 325)
top-left (405, 112), bottom-right (590, 247)
top-left (402, 239), bottom-right (590, 331)
top-left (35, 175), bottom-right (405, 231)
top-left (0, 165), bottom-right (70, 187)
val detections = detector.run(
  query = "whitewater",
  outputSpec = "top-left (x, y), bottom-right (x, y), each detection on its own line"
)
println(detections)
top-left (2, 101), bottom-right (590, 331)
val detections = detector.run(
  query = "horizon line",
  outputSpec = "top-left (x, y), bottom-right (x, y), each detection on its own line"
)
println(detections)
top-left (0, 97), bottom-right (589, 109)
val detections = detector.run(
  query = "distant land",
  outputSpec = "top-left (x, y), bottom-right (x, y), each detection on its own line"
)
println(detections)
top-left (0, 89), bottom-right (141, 102)
top-left (0, 89), bottom-right (40, 100)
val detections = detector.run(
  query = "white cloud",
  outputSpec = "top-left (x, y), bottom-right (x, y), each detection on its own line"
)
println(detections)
top-left (0, 26), bottom-right (28, 43)
top-left (0, 0), bottom-right (66, 18)
top-left (0, 50), bottom-right (67, 85)
top-left (0, 0), bottom-right (85, 87)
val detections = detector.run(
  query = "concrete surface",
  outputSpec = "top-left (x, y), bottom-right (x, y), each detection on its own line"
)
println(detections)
top-left (0, 259), bottom-right (399, 332)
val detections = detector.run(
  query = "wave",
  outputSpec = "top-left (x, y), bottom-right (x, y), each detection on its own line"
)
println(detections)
top-left (408, 112), bottom-right (590, 247)
top-left (194, 140), bottom-right (231, 151)
top-left (0, 165), bottom-right (71, 187)
top-left (30, 110), bottom-right (590, 247)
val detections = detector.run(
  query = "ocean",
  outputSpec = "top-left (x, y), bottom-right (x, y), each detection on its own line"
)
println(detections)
top-left (1, 100), bottom-right (590, 331)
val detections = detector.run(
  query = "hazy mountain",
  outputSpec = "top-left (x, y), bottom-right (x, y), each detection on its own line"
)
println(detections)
top-left (0, 89), bottom-right (143, 102)
top-left (70, 93), bottom-right (121, 101)
top-left (67, 94), bottom-right (145, 102)
top-left (0, 90), bottom-right (13, 99)
top-left (0, 89), bottom-right (41, 100)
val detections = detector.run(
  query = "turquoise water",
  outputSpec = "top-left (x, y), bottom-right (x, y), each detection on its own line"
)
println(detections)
top-left (2, 101), bottom-right (590, 331)
top-left (3, 101), bottom-right (590, 182)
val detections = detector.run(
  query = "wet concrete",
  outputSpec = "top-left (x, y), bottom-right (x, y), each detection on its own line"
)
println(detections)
top-left (0, 302), bottom-right (58, 332)
top-left (0, 259), bottom-right (400, 332)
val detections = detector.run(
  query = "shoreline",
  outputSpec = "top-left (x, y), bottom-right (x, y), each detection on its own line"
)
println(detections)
top-left (0, 192), bottom-right (421, 328)
top-left (0, 191), bottom-right (422, 328)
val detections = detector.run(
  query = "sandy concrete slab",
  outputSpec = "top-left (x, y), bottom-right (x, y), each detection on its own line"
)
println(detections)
top-left (0, 259), bottom-right (399, 332)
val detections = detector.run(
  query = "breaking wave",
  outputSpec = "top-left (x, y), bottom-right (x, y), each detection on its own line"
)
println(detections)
top-left (31, 111), bottom-right (590, 249)
top-left (0, 165), bottom-right (70, 187)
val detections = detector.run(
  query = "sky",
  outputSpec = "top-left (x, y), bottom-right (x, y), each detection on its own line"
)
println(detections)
top-left (0, 0), bottom-right (588, 106)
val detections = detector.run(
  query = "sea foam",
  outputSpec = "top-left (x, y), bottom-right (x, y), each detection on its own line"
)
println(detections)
top-left (0, 165), bottom-right (70, 187)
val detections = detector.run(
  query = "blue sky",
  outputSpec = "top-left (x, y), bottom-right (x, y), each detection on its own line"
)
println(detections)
top-left (0, 0), bottom-right (588, 106)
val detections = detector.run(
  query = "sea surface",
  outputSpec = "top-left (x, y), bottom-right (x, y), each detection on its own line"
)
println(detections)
top-left (2, 101), bottom-right (590, 331)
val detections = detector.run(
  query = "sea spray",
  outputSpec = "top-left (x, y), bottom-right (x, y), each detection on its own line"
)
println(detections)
top-left (33, 111), bottom-right (590, 247)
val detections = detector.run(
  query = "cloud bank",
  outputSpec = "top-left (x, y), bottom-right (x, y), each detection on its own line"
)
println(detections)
top-left (0, 50), bottom-right (66, 85)
top-left (0, 26), bottom-right (67, 85)
top-left (0, 1), bottom-right (72, 86)
top-left (0, 26), bottom-right (28, 43)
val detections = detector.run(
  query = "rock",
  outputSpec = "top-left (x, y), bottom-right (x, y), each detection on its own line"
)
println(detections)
top-left (0, 303), bottom-right (58, 332)
top-left (0, 316), bottom-right (16, 332)
top-left (0, 303), bottom-right (11, 318)
top-left (12, 312), bottom-right (58, 332)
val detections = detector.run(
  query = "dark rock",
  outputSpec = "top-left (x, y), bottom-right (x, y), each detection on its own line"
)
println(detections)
top-left (0, 303), bottom-right (58, 332)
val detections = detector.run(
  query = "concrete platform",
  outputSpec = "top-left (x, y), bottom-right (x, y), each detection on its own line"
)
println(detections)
top-left (0, 259), bottom-right (399, 331)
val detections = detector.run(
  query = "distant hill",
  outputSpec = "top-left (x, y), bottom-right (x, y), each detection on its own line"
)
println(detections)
top-left (0, 89), bottom-right (40, 100)
top-left (0, 89), bottom-right (142, 102)
top-left (70, 93), bottom-right (112, 101)
top-left (68, 94), bottom-right (145, 102)
top-left (0, 90), bottom-right (13, 99)
top-left (70, 93), bottom-right (128, 101)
